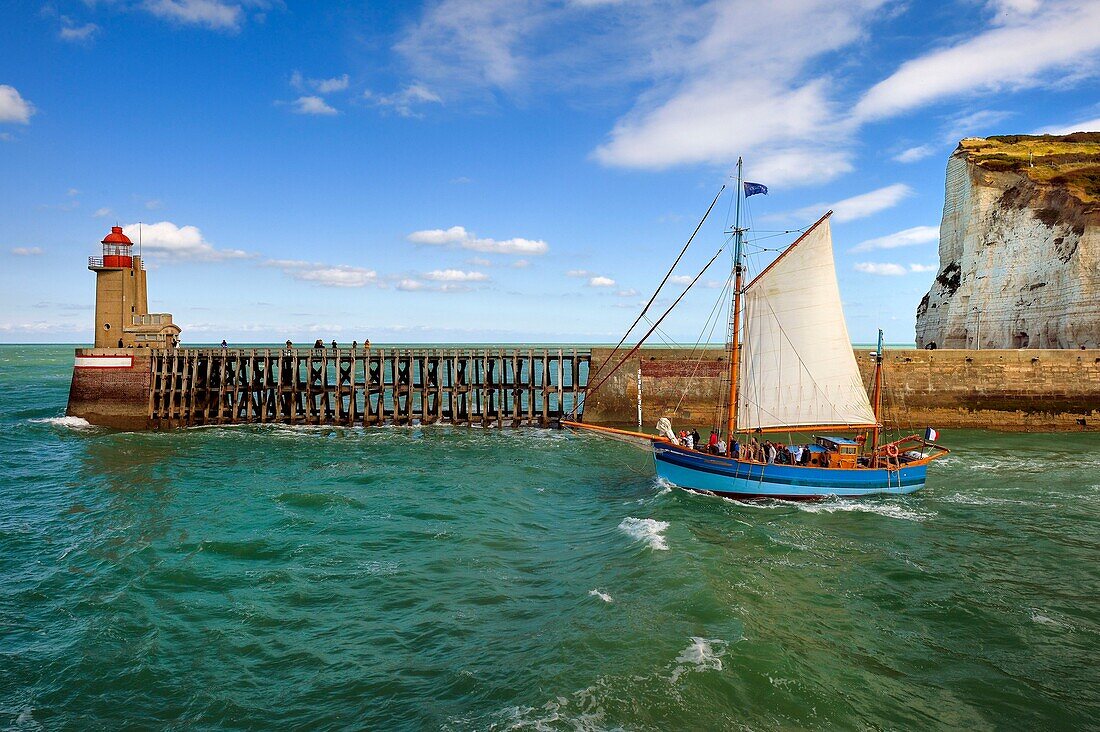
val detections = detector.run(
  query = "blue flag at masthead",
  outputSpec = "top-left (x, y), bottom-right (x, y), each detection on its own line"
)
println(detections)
top-left (743, 182), bottom-right (768, 197)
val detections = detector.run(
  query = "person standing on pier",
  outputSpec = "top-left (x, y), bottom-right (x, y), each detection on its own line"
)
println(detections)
top-left (331, 339), bottom-right (338, 349)
top-left (221, 340), bottom-right (227, 349)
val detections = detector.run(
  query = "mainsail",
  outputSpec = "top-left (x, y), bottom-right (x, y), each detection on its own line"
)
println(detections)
top-left (736, 215), bottom-right (877, 432)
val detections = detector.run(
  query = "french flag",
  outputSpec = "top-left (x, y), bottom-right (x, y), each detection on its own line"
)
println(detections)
top-left (924, 427), bottom-right (939, 442)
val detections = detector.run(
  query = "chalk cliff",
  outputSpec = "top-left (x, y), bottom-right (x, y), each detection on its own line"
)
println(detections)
top-left (915, 134), bottom-right (1100, 349)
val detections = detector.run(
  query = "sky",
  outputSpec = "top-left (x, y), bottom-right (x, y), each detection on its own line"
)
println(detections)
top-left (2, 0), bottom-right (1099, 345)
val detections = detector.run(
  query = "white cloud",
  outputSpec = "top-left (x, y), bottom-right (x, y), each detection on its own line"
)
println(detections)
top-left (909, 263), bottom-right (937, 273)
top-left (311, 74), bottom-right (350, 94)
top-left (0, 85), bottom-right (35, 125)
top-left (143, 0), bottom-right (244, 30)
top-left (851, 225), bottom-right (939, 252)
top-left (855, 1), bottom-right (1100, 121)
top-left (59, 17), bottom-right (99, 41)
top-left (394, 0), bottom-right (534, 90)
top-left (616, 288), bottom-right (638, 297)
top-left (290, 96), bottom-right (338, 116)
top-left (668, 275), bottom-right (693, 285)
top-left (1035, 116), bottom-right (1100, 134)
top-left (944, 109), bottom-right (1013, 142)
top-left (407, 225), bottom-right (547, 255)
top-left (93, 207), bottom-right (112, 218)
top-left (11, 247), bottom-right (43, 256)
top-left (466, 256), bottom-right (492, 266)
top-left (893, 144), bottom-right (936, 163)
top-left (423, 269), bottom-right (489, 282)
top-left (854, 262), bottom-right (908, 276)
top-left (266, 259), bottom-right (379, 287)
top-left (121, 221), bottom-right (248, 261)
top-left (797, 184), bottom-right (912, 224)
top-left (368, 83), bottom-right (443, 117)
top-left (589, 2), bottom-right (882, 183)
top-left (511, 259), bottom-right (529, 268)
top-left (396, 278), bottom-right (424, 291)
top-left (987, 0), bottom-right (1042, 14)
top-left (566, 269), bottom-right (590, 278)
top-left (144, 198), bottom-right (164, 210)
top-left (587, 275), bottom-right (615, 287)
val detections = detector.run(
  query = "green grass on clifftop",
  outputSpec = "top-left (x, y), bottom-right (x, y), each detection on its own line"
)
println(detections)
top-left (959, 133), bottom-right (1100, 203)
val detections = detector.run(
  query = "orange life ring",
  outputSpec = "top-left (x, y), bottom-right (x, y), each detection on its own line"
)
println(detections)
top-left (885, 444), bottom-right (899, 458)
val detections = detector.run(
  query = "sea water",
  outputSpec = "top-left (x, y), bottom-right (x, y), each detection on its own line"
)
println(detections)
top-left (1, 345), bottom-right (1097, 729)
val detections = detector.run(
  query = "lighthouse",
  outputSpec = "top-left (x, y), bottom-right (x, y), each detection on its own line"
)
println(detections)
top-left (88, 225), bottom-right (180, 348)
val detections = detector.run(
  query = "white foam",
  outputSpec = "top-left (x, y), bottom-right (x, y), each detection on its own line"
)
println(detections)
top-left (1030, 609), bottom-right (1070, 629)
top-left (619, 517), bottom-right (670, 550)
top-left (709, 494), bottom-right (930, 521)
top-left (588, 589), bottom-right (613, 603)
top-left (670, 637), bottom-right (727, 683)
top-left (30, 416), bottom-right (95, 430)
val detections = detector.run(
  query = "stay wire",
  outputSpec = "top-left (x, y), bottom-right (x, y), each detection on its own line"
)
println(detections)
top-left (582, 185), bottom-right (726, 398)
top-left (581, 245), bottom-right (728, 403)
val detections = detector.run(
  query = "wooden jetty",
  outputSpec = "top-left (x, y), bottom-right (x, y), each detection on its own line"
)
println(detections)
top-left (145, 347), bottom-right (590, 429)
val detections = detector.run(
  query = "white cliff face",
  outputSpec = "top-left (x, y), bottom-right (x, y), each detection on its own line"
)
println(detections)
top-left (916, 154), bottom-right (1100, 349)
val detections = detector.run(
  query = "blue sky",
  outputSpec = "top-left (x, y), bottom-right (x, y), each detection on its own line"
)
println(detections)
top-left (2, 0), bottom-right (1099, 344)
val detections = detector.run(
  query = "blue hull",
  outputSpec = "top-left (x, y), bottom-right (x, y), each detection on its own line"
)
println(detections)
top-left (653, 443), bottom-right (926, 499)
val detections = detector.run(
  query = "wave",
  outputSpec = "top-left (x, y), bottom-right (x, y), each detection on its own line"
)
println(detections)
top-left (793, 499), bottom-right (932, 521)
top-left (619, 517), bottom-right (670, 550)
top-left (28, 415), bottom-right (95, 430)
top-left (275, 491), bottom-right (364, 509)
top-left (669, 636), bottom-right (727, 683)
top-left (588, 588), bottom-right (613, 603)
top-left (715, 495), bottom-right (931, 521)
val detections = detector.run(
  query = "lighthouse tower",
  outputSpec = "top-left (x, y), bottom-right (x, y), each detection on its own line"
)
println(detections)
top-left (89, 225), bottom-right (180, 349)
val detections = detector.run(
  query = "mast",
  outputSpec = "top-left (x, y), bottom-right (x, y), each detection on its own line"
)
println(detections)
top-left (869, 328), bottom-right (884, 459)
top-left (725, 158), bottom-right (745, 454)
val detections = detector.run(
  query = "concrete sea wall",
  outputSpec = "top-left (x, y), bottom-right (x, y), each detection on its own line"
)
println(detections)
top-left (67, 348), bottom-right (152, 430)
top-left (66, 346), bottom-right (1100, 431)
top-left (583, 347), bottom-right (1100, 431)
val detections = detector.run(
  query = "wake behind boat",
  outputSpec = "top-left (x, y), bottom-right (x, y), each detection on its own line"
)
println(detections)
top-left (566, 158), bottom-right (948, 499)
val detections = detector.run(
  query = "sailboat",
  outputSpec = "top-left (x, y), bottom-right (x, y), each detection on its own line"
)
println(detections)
top-left (566, 159), bottom-right (948, 499)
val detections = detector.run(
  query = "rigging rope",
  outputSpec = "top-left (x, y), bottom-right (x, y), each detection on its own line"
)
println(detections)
top-left (583, 185), bottom-right (726, 394)
top-left (580, 246), bottom-right (728, 406)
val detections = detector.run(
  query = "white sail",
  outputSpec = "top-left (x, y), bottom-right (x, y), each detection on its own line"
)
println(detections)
top-left (737, 216), bottom-right (877, 431)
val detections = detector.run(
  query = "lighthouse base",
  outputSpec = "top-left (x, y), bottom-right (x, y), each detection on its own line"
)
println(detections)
top-left (66, 348), bottom-right (153, 430)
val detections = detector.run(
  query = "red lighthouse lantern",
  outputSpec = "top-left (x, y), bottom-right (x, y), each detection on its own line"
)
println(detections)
top-left (101, 226), bottom-right (133, 268)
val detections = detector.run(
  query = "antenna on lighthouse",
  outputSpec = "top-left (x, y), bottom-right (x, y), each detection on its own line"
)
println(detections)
top-left (139, 222), bottom-right (142, 258)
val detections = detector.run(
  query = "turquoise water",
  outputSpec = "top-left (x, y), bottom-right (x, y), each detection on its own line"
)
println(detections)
top-left (1, 345), bottom-right (1097, 730)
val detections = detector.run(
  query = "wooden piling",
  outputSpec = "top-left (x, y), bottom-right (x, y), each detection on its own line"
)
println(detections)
top-left (148, 347), bottom-right (591, 430)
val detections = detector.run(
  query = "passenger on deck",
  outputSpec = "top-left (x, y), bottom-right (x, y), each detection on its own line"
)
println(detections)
top-left (685, 432), bottom-right (694, 450)
top-left (764, 441), bottom-right (777, 464)
top-left (708, 431), bottom-right (719, 453)
top-left (729, 440), bottom-right (738, 459)
top-left (690, 428), bottom-right (701, 450)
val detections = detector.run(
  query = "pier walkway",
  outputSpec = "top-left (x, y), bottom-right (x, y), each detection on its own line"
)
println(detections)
top-left (148, 347), bottom-right (590, 429)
